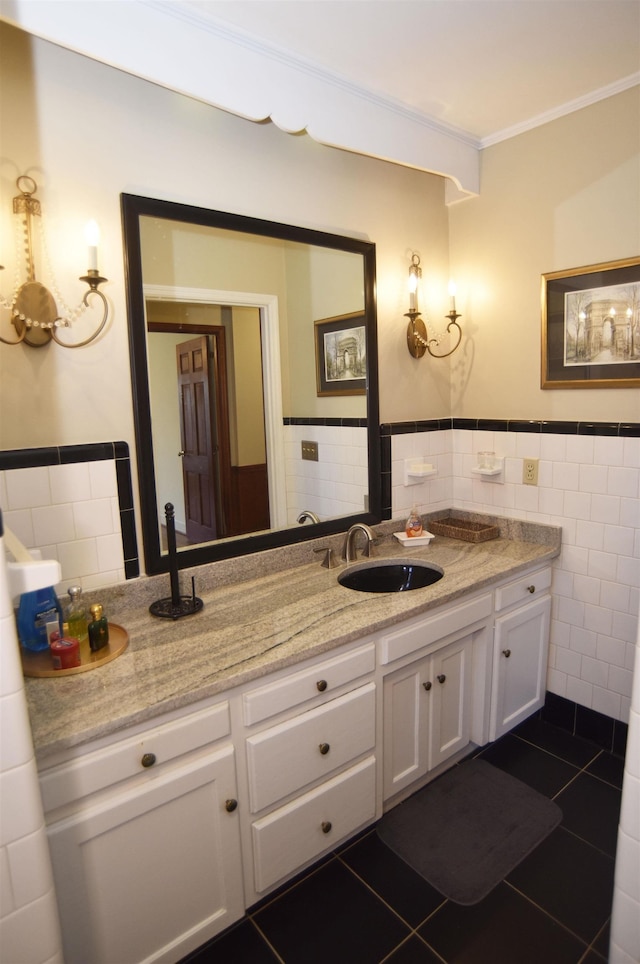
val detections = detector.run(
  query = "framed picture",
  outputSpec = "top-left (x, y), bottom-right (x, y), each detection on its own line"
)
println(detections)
top-left (541, 257), bottom-right (640, 389)
top-left (314, 312), bottom-right (367, 396)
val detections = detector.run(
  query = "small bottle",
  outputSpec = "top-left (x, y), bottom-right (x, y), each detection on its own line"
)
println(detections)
top-left (88, 603), bottom-right (109, 653)
top-left (50, 623), bottom-right (81, 670)
top-left (17, 587), bottom-right (63, 652)
top-left (405, 504), bottom-right (424, 538)
top-left (65, 586), bottom-right (89, 648)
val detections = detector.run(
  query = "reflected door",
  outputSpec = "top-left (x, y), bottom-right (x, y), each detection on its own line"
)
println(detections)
top-left (177, 336), bottom-right (218, 543)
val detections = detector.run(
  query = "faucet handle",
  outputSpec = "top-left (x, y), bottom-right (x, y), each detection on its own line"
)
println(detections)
top-left (313, 547), bottom-right (339, 569)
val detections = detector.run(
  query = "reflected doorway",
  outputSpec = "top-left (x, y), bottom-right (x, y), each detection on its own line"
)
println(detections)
top-left (148, 300), bottom-right (271, 546)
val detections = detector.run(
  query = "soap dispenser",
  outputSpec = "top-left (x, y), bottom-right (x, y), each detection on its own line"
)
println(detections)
top-left (17, 586), bottom-right (63, 652)
top-left (405, 503), bottom-right (424, 538)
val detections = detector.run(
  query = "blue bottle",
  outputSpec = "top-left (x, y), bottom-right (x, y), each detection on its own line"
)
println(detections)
top-left (17, 587), bottom-right (63, 652)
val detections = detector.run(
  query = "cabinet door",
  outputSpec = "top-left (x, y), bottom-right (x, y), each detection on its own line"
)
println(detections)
top-left (383, 634), bottom-right (474, 801)
top-left (47, 744), bottom-right (243, 964)
top-left (491, 595), bottom-right (551, 740)
top-left (429, 634), bottom-right (472, 770)
top-left (383, 659), bottom-right (429, 800)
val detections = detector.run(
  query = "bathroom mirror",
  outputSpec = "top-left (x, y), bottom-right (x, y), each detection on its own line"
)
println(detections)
top-left (121, 193), bottom-right (380, 575)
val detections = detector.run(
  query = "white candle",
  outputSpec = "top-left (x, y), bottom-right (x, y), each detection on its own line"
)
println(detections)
top-left (448, 280), bottom-right (457, 312)
top-left (85, 220), bottom-right (100, 271)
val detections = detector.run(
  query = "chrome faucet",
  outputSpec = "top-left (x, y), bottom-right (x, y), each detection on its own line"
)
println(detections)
top-left (342, 523), bottom-right (375, 565)
top-left (297, 510), bottom-right (321, 524)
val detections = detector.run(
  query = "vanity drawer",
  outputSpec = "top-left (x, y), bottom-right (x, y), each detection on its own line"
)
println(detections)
top-left (246, 682), bottom-right (375, 812)
top-left (40, 701), bottom-right (231, 814)
top-left (251, 755), bottom-right (376, 893)
top-left (380, 594), bottom-right (492, 665)
top-left (242, 642), bottom-right (375, 726)
top-left (494, 567), bottom-right (551, 612)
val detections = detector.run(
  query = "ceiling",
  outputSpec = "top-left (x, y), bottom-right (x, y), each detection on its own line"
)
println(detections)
top-left (184, 0), bottom-right (640, 145)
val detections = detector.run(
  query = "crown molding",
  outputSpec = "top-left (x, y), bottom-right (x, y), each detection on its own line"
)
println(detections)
top-left (480, 73), bottom-right (640, 149)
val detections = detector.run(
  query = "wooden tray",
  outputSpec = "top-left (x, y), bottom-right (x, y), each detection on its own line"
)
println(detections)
top-left (21, 623), bottom-right (129, 678)
top-left (429, 517), bottom-right (500, 543)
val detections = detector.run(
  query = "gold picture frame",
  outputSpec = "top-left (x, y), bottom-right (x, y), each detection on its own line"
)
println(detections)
top-left (541, 257), bottom-right (640, 389)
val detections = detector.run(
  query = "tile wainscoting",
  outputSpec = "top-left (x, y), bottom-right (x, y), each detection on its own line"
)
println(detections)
top-left (284, 417), bottom-right (368, 524)
top-left (381, 419), bottom-right (639, 726)
top-left (0, 442), bottom-right (139, 593)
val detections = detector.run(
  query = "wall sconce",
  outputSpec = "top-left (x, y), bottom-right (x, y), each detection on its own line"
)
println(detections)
top-left (404, 253), bottom-right (462, 359)
top-left (0, 176), bottom-right (109, 348)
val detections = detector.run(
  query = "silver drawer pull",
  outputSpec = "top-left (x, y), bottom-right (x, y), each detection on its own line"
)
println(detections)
top-left (527, 585), bottom-right (536, 593)
top-left (316, 679), bottom-right (328, 692)
top-left (321, 821), bottom-right (332, 834)
top-left (141, 752), bottom-right (156, 768)
top-left (319, 742), bottom-right (331, 755)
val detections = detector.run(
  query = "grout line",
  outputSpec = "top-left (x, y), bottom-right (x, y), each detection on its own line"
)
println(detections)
top-left (504, 880), bottom-right (592, 952)
top-left (247, 917), bottom-right (286, 963)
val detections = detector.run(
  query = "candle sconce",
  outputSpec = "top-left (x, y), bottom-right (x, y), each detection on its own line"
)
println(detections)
top-left (0, 175), bottom-right (109, 348)
top-left (405, 253), bottom-right (463, 359)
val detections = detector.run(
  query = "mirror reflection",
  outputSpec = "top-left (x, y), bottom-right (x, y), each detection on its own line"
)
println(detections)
top-left (122, 195), bottom-right (380, 575)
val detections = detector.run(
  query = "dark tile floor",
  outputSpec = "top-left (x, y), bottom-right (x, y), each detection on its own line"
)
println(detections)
top-left (181, 716), bottom-right (623, 964)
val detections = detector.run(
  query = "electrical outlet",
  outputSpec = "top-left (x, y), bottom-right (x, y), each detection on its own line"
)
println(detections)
top-left (523, 457), bottom-right (539, 485)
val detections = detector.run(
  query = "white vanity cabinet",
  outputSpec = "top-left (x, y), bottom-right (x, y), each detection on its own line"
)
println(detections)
top-left (238, 642), bottom-right (378, 903)
top-left (39, 701), bottom-right (244, 964)
top-left (490, 566), bottom-right (552, 740)
top-left (380, 594), bottom-right (493, 804)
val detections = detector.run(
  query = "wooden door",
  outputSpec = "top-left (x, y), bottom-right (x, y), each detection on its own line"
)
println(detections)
top-left (177, 336), bottom-right (217, 543)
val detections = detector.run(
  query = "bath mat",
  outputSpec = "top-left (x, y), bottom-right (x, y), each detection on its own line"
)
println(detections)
top-left (376, 758), bottom-right (562, 905)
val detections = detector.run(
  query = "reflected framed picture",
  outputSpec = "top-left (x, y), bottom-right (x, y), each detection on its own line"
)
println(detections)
top-left (315, 312), bottom-right (367, 396)
top-left (541, 257), bottom-right (640, 389)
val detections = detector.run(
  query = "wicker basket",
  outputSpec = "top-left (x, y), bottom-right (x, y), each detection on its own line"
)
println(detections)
top-left (429, 517), bottom-right (500, 543)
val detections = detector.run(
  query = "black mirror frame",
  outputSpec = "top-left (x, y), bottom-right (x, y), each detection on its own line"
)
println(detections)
top-left (121, 193), bottom-right (381, 575)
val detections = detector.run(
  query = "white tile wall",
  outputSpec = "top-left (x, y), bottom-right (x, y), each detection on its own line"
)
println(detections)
top-left (0, 533), bottom-right (63, 963)
top-left (1, 461), bottom-right (125, 596)
top-left (392, 427), bottom-right (640, 725)
top-left (610, 621), bottom-right (640, 962)
top-left (284, 424), bottom-right (368, 524)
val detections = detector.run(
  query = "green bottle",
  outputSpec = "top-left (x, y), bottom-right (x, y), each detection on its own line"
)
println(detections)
top-left (88, 603), bottom-right (109, 652)
top-left (66, 586), bottom-right (88, 647)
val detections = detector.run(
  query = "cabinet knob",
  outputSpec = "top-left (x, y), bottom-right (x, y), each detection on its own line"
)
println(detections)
top-left (423, 680), bottom-right (432, 691)
top-left (321, 821), bottom-right (332, 834)
top-left (141, 752), bottom-right (156, 768)
top-left (225, 798), bottom-right (238, 813)
top-left (316, 679), bottom-right (328, 692)
top-left (527, 585), bottom-right (536, 593)
top-left (437, 674), bottom-right (446, 684)
top-left (502, 649), bottom-right (512, 658)
top-left (319, 742), bottom-right (331, 755)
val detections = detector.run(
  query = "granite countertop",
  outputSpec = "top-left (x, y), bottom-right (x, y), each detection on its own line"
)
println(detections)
top-left (25, 513), bottom-right (561, 762)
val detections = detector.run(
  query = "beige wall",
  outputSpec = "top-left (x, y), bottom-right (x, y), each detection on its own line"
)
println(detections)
top-left (0, 21), bottom-right (450, 461)
top-left (449, 87), bottom-right (640, 421)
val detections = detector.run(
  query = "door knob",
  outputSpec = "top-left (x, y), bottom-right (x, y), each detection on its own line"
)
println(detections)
top-left (502, 649), bottom-right (512, 658)
top-left (423, 681), bottom-right (432, 691)
top-left (319, 742), bottom-right (330, 755)
top-left (225, 799), bottom-right (238, 813)
top-left (437, 674), bottom-right (446, 684)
